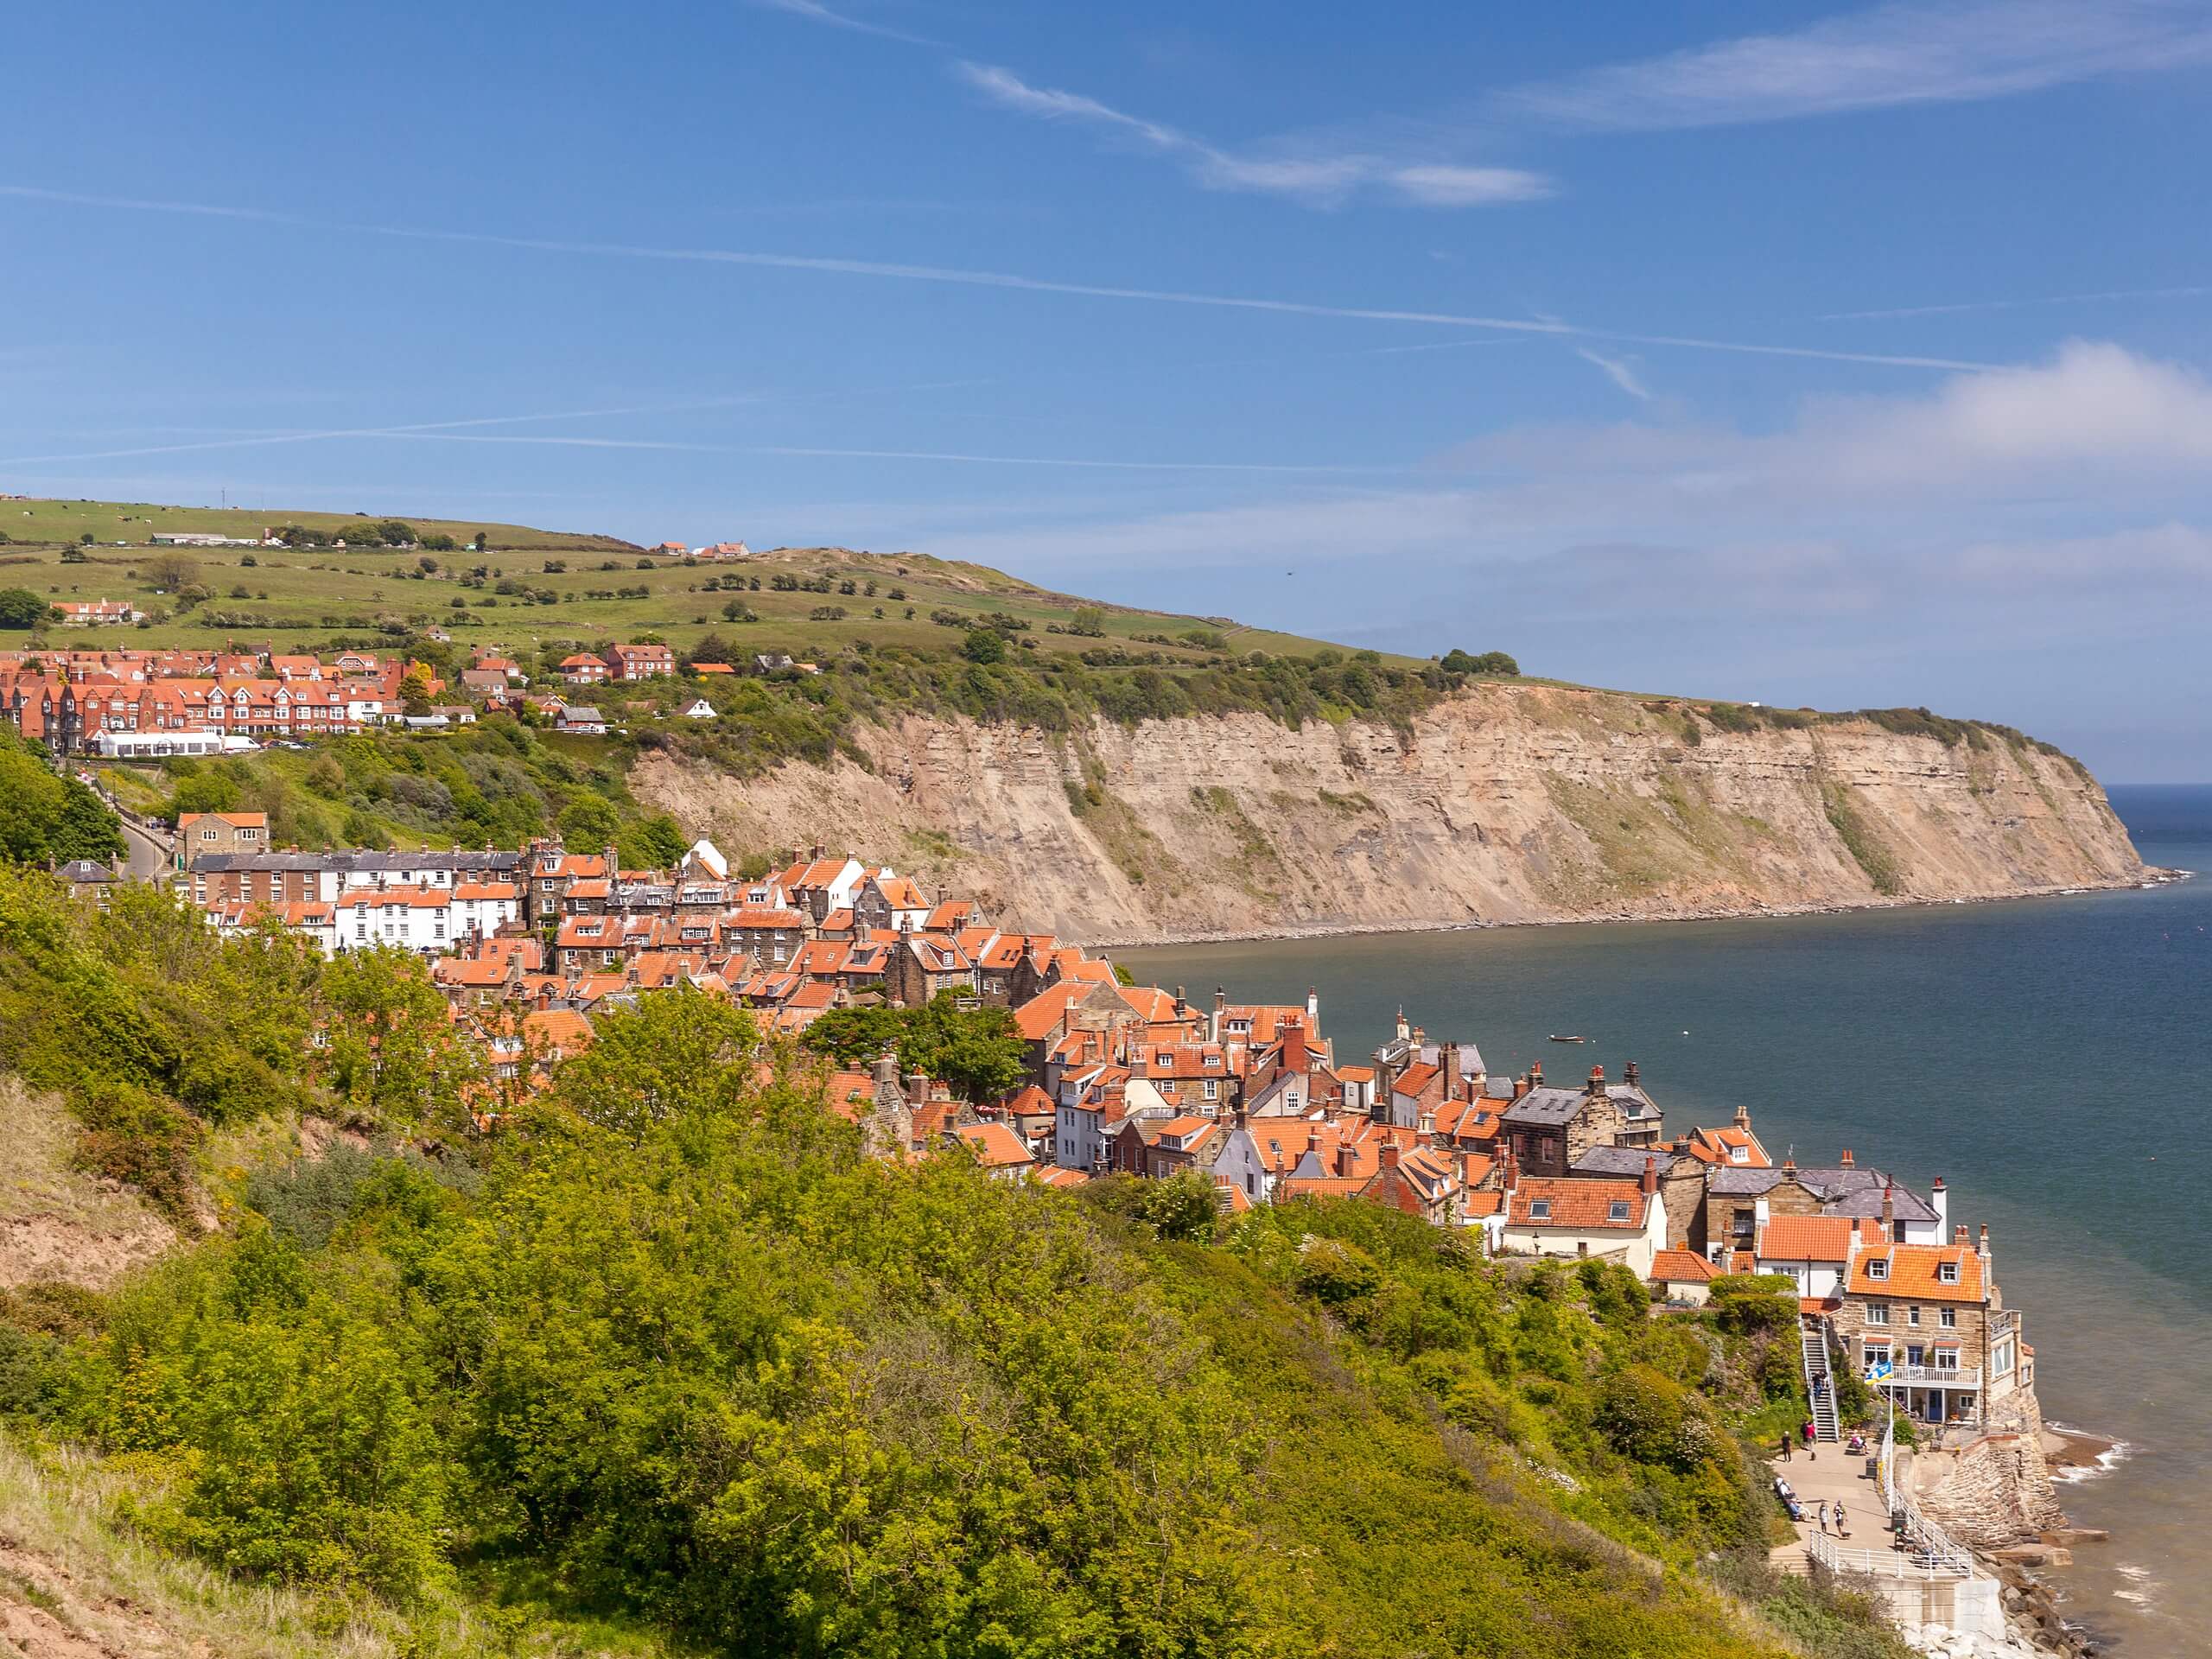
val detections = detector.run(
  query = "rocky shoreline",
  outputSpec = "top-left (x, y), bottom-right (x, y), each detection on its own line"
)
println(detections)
top-left (1096, 868), bottom-right (2190, 952)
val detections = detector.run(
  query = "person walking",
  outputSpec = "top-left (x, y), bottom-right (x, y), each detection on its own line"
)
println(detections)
top-left (1780, 1433), bottom-right (1793, 1463)
top-left (1834, 1500), bottom-right (1848, 1539)
top-left (1818, 1501), bottom-right (1829, 1534)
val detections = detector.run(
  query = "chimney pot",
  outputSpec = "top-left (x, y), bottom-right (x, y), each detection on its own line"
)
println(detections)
top-left (1839, 1148), bottom-right (1853, 1167)
top-left (1955, 1224), bottom-right (1968, 1245)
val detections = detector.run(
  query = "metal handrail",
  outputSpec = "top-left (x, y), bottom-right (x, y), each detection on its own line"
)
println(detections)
top-left (1864, 1363), bottom-right (1981, 1388)
top-left (1806, 1531), bottom-right (1972, 1582)
top-left (1875, 1407), bottom-right (1981, 1579)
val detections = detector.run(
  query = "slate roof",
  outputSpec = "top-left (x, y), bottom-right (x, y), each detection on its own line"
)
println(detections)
top-left (1573, 1146), bottom-right (1683, 1178)
top-left (1500, 1085), bottom-right (1591, 1127)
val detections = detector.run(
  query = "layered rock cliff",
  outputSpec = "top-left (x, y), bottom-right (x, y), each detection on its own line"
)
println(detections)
top-left (634, 683), bottom-right (2144, 944)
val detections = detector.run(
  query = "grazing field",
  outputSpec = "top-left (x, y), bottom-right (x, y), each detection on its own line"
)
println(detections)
top-left (0, 499), bottom-right (1376, 665)
top-left (0, 494), bottom-right (631, 554)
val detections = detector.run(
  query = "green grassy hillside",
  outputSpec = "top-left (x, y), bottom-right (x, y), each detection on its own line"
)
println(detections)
top-left (0, 496), bottom-right (1379, 666)
top-left (0, 495), bottom-right (632, 554)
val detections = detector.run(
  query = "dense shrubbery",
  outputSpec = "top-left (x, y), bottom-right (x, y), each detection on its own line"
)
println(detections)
top-left (0, 730), bottom-right (126, 865)
top-left (144, 715), bottom-right (683, 862)
top-left (0, 890), bottom-right (1904, 1656)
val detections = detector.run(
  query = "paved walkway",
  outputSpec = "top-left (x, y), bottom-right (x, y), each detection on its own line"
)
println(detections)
top-left (1765, 1437), bottom-right (1884, 1566)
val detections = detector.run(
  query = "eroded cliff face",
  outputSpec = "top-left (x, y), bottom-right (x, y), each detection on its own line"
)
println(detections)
top-left (633, 683), bottom-right (2144, 944)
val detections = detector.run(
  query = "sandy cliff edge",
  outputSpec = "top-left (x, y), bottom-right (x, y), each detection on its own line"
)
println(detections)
top-left (634, 683), bottom-right (2145, 946)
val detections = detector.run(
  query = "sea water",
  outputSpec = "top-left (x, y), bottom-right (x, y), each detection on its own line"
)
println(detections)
top-left (1127, 785), bottom-right (2212, 1655)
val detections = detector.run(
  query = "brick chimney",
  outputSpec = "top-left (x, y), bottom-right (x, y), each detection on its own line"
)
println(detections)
top-left (1380, 1141), bottom-right (1401, 1171)
top-left (1529, 1060), bottom-right (1542, 1088)
top-left (1511, 1073), bottom-right (1529, 1102)
top-left (1881, 1181), bottom-right (1896, 1236)
top-left (1954, 1224), bottom-right (1968, 1246)
top-left (1586, 1065), bottom-right (1605, 1098)
top-left (1502, 1149), bottom-right (1519, 1192)
top-left (1624, 1059), bottom-right (1639, 1088)
top-left (1334, 1141), bottom-right (1357, 1179)
top-left (1641, 1154), bottom-right (1657, 1195)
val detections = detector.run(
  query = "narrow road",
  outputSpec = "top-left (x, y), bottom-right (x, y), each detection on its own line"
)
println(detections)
top-left (118, 814), bottom-right (170, 884)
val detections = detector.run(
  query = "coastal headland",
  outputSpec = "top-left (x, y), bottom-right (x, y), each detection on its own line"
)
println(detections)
top-left (639, 684), bottom-right (2144, 945)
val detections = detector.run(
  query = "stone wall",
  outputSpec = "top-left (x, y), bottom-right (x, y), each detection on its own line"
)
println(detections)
top-left (1910, 1386), bottom-right (2067, 1549)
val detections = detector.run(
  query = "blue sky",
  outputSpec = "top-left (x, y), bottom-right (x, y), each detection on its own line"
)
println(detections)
top-left (7, 1), bottom-right (2212, 778)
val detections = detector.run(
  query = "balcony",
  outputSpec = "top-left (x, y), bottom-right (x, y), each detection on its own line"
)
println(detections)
top-left (1864, 1363), bottom-right (1980, 1389)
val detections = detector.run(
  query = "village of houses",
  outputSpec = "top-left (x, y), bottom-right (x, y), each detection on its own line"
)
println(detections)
top-left (10, 627), bottom-right (2076, 1647)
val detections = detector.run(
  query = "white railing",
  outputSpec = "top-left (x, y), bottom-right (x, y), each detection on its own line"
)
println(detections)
top-left (1806, 1531), bottom-right (1973, 1582)
top-left (1873, 1408), bottom-right (1980, 1580)
top-left (1865, 1364), bottom-right (1982, 1389)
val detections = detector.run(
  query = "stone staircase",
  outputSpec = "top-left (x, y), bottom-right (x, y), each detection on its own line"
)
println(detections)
top-left (1802, 1320), bottom-right (1840, 1442)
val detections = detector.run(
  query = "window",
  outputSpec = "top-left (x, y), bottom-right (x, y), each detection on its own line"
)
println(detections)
top-left (1992, 1339), bottom-right (2015, 1376)
top-left (1866, 1303), bottom-right (1889, 1325)
top-left (1202, 1079), bottom-right (1217, 1100)
top-left (1529, 1199), bottom-right (1551, 1220)
top-left (1907, 1306), bottom-right (1921, 1326)
top-left (1938, 1261), bottom-right (1960, 1284)
top-left (1729, 1143), bottom-right (1748, 1161)
top-left (1940, 1307), bottom-right (1956, 1328)
top-left (1608, 1199), bottom-right (1630, 1222)
top-left (1867, 1258), bottom-right (1889, 1280)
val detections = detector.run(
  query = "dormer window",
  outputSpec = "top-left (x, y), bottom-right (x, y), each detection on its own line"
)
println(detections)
top-left (1608, 1200), bottom-right (1630, 1223)
top-left (1867, 1259), bottom-right (1889, 1281)
top-left (1728, 1144), bottom-right (1747, 1161)
top-left (1938, 1262), bottom-right (1960, 1284)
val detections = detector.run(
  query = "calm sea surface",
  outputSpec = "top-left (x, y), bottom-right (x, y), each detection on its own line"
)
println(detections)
top-left (1126, 785), bottom-right (2212, 1656)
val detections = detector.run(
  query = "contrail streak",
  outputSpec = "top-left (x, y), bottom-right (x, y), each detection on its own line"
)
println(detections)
top-left (0, 183), bottom-right (1994, 371)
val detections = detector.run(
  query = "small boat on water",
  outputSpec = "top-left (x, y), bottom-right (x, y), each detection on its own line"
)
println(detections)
top-left (1548, 1033), bottom-right (1586, 1044)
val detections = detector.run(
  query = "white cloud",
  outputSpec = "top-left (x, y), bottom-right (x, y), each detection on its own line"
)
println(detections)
top-left (955, 62), bottom-right (1550, 209)
top-left (1497, 0), bottom-right (2212, 131)
top-left (1386, 165), bottom-right (1554, 207)
top-left (1573, 347), bottom-right (1653, 402)
top-left (1450, 341), bottom-right (2212, 514)
top-left (749, 0), bottom-right (937, 48)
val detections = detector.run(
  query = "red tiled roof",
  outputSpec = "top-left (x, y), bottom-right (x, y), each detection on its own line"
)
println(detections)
top-left (1652, 1248), bottom-right (1718, 1283)
top-left (1758, 1215), bottom-right (1856, 1262)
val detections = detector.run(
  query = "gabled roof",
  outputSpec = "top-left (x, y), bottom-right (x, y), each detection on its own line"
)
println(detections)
top-left (1505, 1177), bottom-right (1651, 1230)
top-left (1846, 1241), bottom-right (1985, 1303)
top-left (1651, 1248), bottom-right (1719, 1284)
top-left (950, 1121), bottom-right (1033, 1169)
top-left (1757, 1215), bottom-right (1856, 1262)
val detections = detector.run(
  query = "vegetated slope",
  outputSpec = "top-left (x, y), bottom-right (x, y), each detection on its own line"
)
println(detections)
top-left (0, 884), bottom-right (1905, 1658)
top-left (0, 496), bottom-right (634, 554)
top-left (1, 519), bottom-right (1361, 664)
top-left (639, 683), bottom-right (2145, 943)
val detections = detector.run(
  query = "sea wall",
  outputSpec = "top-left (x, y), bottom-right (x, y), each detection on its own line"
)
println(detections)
top-left (635, 683), bottom-right (2145, 945)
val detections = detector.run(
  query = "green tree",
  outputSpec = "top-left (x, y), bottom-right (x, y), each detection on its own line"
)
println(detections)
top-left (168, 769), bottom-right (244, 817)
top-left (555, 792), bottom-right (620, 850)
top-left (1068, 606), bottom-right (1107, 637)
top-left (0, 588), bottom-right (52, 629)
top-left (902, 989), bottom-right (1027, 1103)
top-left (0, 739), bottom-right (77, 861)
top-left (318, 946), bottom-right (482, 1129)
top-left (617, 812), bottom-right (686, 870)
top-left (799, 1003), bottom-right (910, 1066)
top-left (550, 988), bottom-right (757, 1139)
top-left (961, 628), bottom-right (1006, 665)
